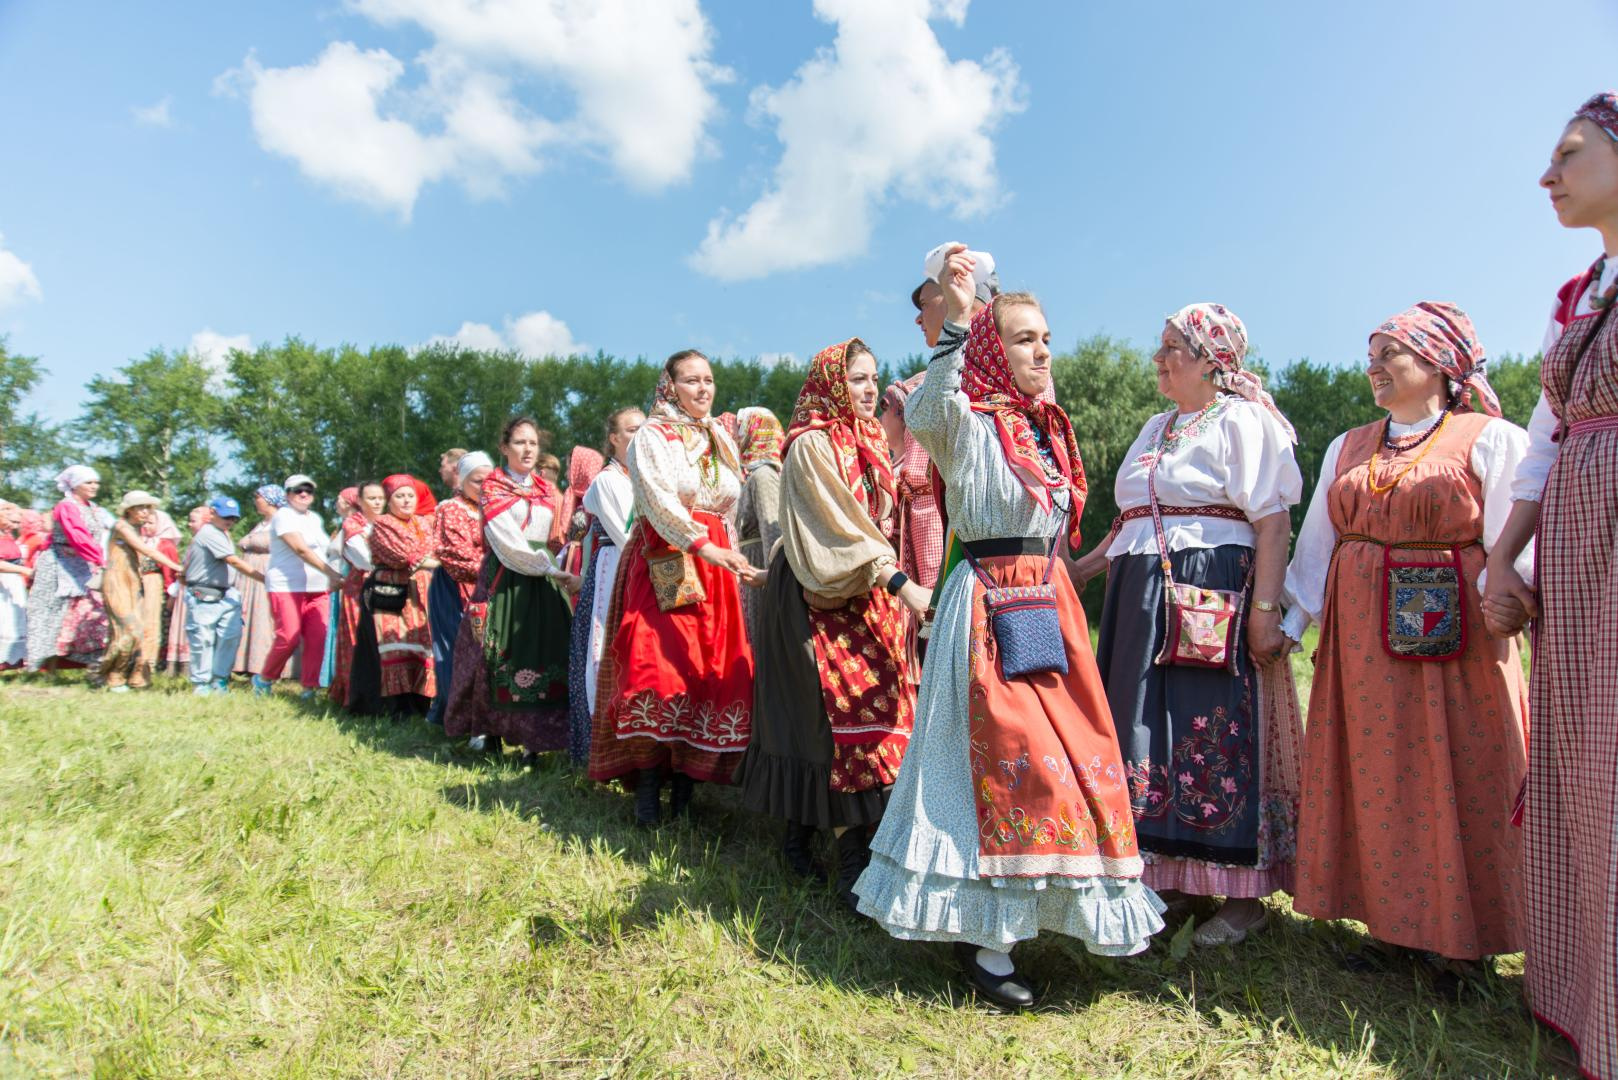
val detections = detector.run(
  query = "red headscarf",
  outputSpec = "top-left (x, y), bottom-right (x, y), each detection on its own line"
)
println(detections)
top-left (381, 474), bottom-right (431, 518)
top-left (1372, 301), bottom-right (1501, 417)
top-left (785, 339), bottom-right (897, 523)
top-left (959, 301), bottom-right (1086, 546)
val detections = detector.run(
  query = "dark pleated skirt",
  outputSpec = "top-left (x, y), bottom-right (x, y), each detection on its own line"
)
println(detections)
top-left (735, 547), bottom-right (889, 829)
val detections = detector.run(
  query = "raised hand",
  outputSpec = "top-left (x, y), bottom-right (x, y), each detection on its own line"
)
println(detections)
top-left (938, 243), bottom-right (978, 327)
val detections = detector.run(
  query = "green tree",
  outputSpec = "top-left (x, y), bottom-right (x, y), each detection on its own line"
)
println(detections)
top-left (1269, 359), bottom-right (1379, 533)
top-left (76, 348), bottom-right (221, 509)
top-left (0, 337), bottom-right (74, 505)
top-left (1486, 352), bottom-right (1541, 429)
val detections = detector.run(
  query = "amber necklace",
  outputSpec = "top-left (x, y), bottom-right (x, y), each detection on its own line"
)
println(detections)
top-left (1367, 412), bottom-right (1450, 495)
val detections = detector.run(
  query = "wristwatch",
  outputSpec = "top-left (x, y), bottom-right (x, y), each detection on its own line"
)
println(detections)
top-left (1252, 599), bottom-right (1280, 613)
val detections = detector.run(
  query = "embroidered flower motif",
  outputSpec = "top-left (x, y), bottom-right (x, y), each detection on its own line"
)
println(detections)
top-left (513, 669), bottom-right (540, 689)
top-left (1192, 715), bottom-right (1208, 730)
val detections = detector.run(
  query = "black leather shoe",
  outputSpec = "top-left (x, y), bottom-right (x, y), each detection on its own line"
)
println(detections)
top-left (667, 774), bottom-right (696, 821)
top-left (834, 828), bottom-right (871, 912)
top-left (633, 769), bottom-right (663, 828)
top-left (953, 942), bottom-right (1035, 1011)
top-left (782, 821), bottom-right (820, 879)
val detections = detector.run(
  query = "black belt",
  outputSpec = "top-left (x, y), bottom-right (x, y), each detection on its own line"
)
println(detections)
top-left (961, 536), bottom-right (1048, 558)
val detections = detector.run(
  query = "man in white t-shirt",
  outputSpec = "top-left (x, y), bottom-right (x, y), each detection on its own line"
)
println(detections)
top-left (253, 474), bottom-right (342, 696)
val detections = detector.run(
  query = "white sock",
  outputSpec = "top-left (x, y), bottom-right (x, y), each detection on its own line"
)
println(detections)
top-left (975, 947), bottom-right (1015, 977)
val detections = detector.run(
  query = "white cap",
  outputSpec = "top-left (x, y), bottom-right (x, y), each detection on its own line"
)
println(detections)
top-left (283, 474), bottom-right (316, 490)
top-left (922, 242), bottom-right (999, 304)
top-left (118, 489), bottom-right (161, 513)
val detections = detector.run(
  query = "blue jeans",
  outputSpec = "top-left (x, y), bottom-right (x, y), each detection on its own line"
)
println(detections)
top-left (186, 590), bottom-right (244, 686)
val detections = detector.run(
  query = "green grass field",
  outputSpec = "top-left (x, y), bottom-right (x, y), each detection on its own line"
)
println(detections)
top-left (0, 645), bottom-right (1570, 1078)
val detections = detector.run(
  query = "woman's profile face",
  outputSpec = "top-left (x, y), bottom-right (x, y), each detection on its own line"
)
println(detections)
top-left (1366, 333), bottom-right (1444, 412)
top-left (609, 410), bottom-right (645, 462)
top-left (462, 466), bottom-right (491, 502)
top-left (1542, 118), bottom-right (1618, 230)
top-left (1153, 323), bottom-right (1213, 404)
top-left (254, 494), bottom-right (273, 518)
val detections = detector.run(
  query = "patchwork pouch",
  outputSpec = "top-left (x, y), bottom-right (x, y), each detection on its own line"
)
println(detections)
top-left (1381, 546), bottom-right (1464, 661)
top-left (1155, 579), bottom-right (1246, 672)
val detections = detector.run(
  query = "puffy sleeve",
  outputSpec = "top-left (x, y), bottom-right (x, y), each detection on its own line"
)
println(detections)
top-left (779, 431), bottom-right (898, 600)
top-left (1473, 417), bottom-right (1537, 584)
top-left (1222, 404), bottom-right (1303, 521)
top-left (434, 503), bottom-right (484, 584)
top-left (1511, 392), bottom-right (1558, 504)
top-left (344, 530), bottom-right (374, 572)
top-left (54, 500), bottom-right (105, 566)
top-left (582, 470), bottom-right (635, 549)
top-left (628, 425), bottom-right (707, 552)
top-left (484, 501), bottom-right (559, 577)
top-left (370, 516), bottom-right (432, 570)
top-left (1281, 432), bottom-right (1346, 641)
top-left (904, 323), bottom-right (975, 476)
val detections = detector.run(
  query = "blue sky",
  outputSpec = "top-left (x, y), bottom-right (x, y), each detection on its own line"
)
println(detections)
top-left (1, 0), bottom-right (1614, 424)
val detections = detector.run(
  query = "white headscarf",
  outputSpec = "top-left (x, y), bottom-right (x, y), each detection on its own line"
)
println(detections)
top-left (456, 451), bottom-right (494, 487)
top-left (55, 465), bottom-right (99, 497)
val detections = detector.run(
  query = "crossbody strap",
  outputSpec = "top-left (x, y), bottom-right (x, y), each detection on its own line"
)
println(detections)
top-left (1146, 410), bottom-right (1255, 595)
top-left (959, 512), bottom-right (1065, 592)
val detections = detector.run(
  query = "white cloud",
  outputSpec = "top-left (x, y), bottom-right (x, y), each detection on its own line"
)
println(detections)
top-left (756, 351), bottom-right (799, 367)
top-left (0, 233), bottom-right (42, 310)
top-left (132, 95), bottom-right (174, 128)
top-left (424, 310), bottom-right (585, 358)
top-left (188, 329), bottom-right (253, 370)
top-left (690, 0), bottom-right (1023, 281)
top-left (219, 0), bottom-right (726, 217)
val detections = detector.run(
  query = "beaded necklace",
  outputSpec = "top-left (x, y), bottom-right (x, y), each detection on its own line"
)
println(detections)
top-left (1367, 412), bottom-right (1451, 495)
top-left (1381, 404), bottom-right (1452, 452)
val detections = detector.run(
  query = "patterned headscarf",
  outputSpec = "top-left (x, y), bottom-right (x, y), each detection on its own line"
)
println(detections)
top-left (648, 364), bottom-right (742, 475)
top-left (556, 446), bottom-right (605, 531)
top-left (337, 486), bottom-right (359, 512)
top-left (785, 340), bottom-right (897, 521)
top-left (1574, 90), bottom-right (1618, 143)
top-left (55, 465), bottom-right (99, 496)
top-left (1372, 301), bottom-right (1501, 417)
top-left (736, 407), bottom-right (786, 473)
top-left (960, 302), bottom-right (1086, 547)
top-left (1166, 303), bottom-right (1297, 442)
top-left (255, 483), bottom-right (287, 509)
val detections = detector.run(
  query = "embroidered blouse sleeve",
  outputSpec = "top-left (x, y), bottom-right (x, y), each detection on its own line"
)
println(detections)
top-left (1281, 432), bottom-right (1345, 641)
top-left (1473, 418), bottom-right (1536, 584)
top-left (434, 503), bottom-right (484, 583)
top-left (484, 501), bottom-right (558, 576)
top-left (582, 471), bottom-right (634, 549)
top-left (1221, 405), bottom-right (1304, 521)
top-left (779, 431), bottom-right (898, 599)
top-left (54, 500), bottom-right (106, 566)
top-left (904, 322), bottom-right (974, 475)
top-left (628, 425), bottom-right (707, 552)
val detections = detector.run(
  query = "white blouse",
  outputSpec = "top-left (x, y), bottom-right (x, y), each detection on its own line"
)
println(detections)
top-left (1281, 412), bottom-right (1535, 642)
top-left (582, 464), bottom-right (634, 549)
top-left (483, 469), bottom-right (559, 577)
top-left (1107, 399), bottom-right (1301, 558)
top-left (627, 418), bottom-right (741, 552)
top-left (1511, 254), bottom-right (1618, 503)
top-left (343, 524), bottom-right (374, 572)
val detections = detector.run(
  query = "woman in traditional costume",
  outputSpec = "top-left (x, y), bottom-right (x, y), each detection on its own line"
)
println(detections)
top-left (854, 248), bottom-right (1164, 1010)
top-left (557, 448), bottom-right (605, 580)
top-left (366, 474), bottom-right (439, 713)
top-left (235, 485), bottom-right (291, 679)
top-left (883, 372), bottom-right (946, 605)
top-left (1283, 301), bottom-right (1531, 984)
top-left (1075, 304), bottom-right (1303, 947)
top-left (738, 341), bottom-right (929, 907)
top-left (589, 351), bottom-right (761, 827)
top-left (566, 408), bottom-right (642, 766)
top-left (329, 482), bottom-right (385, 710)
top-left (445, 417), bottom-right (578, 758)
top-left (427, 453), bottom-right (491, 727)
top-left (26, 466), bottom-right (113, 672)
top-left (97, 490), bottom-right (183, 691)
top-left (0, 500), bottom-right (34, 669)
top-left (733, 406), bottom-right (785, 647)
top-left (1484, 91), bottom-right (1618, 1076)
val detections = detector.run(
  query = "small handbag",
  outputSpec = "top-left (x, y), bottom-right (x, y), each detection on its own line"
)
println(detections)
top-left (961, 526), bottom-right (1068, 680)
top-left (1380, 544), bottom-right (1465, 661)
top-left (363, 569), bottom-right (409, 614)
top-left (1145, 413), bottom-right (1250, 673)
top-left (645, 547), bottom-right (707, 612)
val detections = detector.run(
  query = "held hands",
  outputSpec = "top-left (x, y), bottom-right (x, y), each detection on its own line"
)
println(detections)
top-left (553, 571), bottom-right (583, 594)
top-left (1246, 610), bottom-right (1288, 668)
top-left (1482, 558), bottom-right (1536, 638)
top-left (696, 542), bottom-right (765, 587)
top-left (938, 243), bottom-right (977, 327)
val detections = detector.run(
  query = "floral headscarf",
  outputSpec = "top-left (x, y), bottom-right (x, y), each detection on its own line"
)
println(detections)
top-left (648, 365), bottom-right (742, 475)
top-left (785, 340), bottom-right (896, 521)
top-left (960, 302), bottom-right (1086, 547)
top-left (1372, 301), bottom-right (1501, 417)
top-left (55, 465), bottom-right (99, 497)
top-left (1574, 90), bottom-right (1618, 142)
top-left (736, 407), bottom-right (786, 473)
top-left (1167, 303), bottom-right (1297, 442)
top-left (255, 483), bottom-right (287, 509)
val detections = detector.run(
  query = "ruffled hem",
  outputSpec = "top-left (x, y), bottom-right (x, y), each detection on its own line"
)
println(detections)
top-left (854, 851), bottom-right (1166, 955)
top-left (735, 748), bottom-right (891, 829)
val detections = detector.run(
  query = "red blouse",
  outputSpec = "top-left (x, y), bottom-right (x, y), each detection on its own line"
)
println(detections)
top-left (433, 496), bottom-right (485, 586)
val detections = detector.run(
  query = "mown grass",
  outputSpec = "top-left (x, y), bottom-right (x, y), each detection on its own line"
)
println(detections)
top-left (0, 657), bottom-right (1570, 1079)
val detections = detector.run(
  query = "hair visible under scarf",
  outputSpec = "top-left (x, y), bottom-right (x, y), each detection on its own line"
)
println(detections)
top-left (959, 302), bottom-right (1086, 548)
top-left (1166, 303), bottom-right (1298, 442)
top-left (55, 465), bottom-right (99, 497)
top-left (785, 341), bottom-right (897, 520)
top-left (1574, 90), bottom-right (1618, 143)
top-left (1372, 301), bottom-right (1501, 417)
top-left (647, 364), bottom-right (743, 476)
top-left (255, 483), bottom-right (287, 509)
top-left (736, 407), bottom-right (786, 473)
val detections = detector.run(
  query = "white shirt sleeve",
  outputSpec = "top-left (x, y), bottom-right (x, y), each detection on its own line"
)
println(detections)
top-left (343, 532), bottom-right (374, 572)
top-left (1281, 432), bottom-right (1346, 641)
top-left (1222, 405), bottom-right (1303, 522)
top-left (484, 501), bottom-right (557, 577)
top-left (583, 470), bottom-right (635, 549)
top-left (1473, 417), bottom-right (1537, 587)
top-left (1511, 392), bottom-right (1560, 504)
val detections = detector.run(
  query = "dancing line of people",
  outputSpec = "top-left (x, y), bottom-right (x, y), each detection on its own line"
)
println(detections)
top-left (1, 89), bottom-right (1615, 1078)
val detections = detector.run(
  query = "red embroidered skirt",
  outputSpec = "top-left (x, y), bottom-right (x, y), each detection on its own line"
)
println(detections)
top-left (807, 587), bottom-right (913, 792)
top-left (590, 512), bottom-right (754, 783)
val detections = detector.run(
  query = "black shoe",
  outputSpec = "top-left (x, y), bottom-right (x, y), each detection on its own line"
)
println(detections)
top-left (834, 828), bottom-right (871, 913)
top-left (668, 774), bottom-right (696, 821)
top-left (634, 769), bottom-right (663, 828)
top-left (953, 942), bottom-right (1035, 1012)
top-left (781, 821), bottom-right (819, 879)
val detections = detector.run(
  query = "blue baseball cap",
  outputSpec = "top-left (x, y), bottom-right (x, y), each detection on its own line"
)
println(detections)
top-left (209, 495), bottom-right (242, 518)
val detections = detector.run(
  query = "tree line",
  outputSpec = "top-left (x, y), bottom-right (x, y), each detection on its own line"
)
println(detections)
top-left (0, 332), bottom-right (1542, 605)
